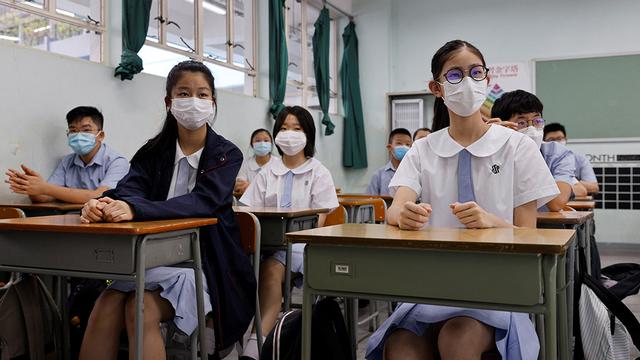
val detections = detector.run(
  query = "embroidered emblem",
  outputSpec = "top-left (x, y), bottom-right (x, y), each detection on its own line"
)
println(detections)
top-left (491, 164), bottom-right (501, 174)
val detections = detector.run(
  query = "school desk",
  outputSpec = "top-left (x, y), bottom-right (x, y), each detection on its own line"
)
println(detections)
top-left (566, 201), bottom-right (596, 211)
top-left (233, 206), bottom-right (330, 310)
top-left (572, 195), bottom-right (593, 201)
top-left (338, 198), bottom-right (376, 224)
top-left (0, 215), bottom-right (216, 360)
top-left (287, 224), bottom-right (576, 360)
top-left (339, 193), bottom-right (393, 207)
top-left (0, 201), bottom-right (84, 215)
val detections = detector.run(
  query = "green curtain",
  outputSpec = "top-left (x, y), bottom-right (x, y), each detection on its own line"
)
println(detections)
top-left (312, 8), bottom-right (334, 135)
top-left (269, 0), bottom-right (288, 119)
top-left (341, 22), bottom-right (367, 168)
top-left (114, 0), bottom-right (153, 81)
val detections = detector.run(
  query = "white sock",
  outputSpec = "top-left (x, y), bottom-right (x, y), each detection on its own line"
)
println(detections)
top-left (241, 334), bottom-right (260, 359)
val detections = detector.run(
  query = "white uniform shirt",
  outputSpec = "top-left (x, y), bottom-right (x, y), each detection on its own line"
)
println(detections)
top-left (239, 157), bottom-right (339, 210)
top-left (167, 140), bottom-right (203, 200)
top-left (236, 155), bottom-right (278, 182)
top-left (389, 125), bottom-right (559, 227)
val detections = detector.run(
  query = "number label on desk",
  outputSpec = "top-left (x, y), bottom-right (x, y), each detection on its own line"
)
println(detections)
top-left (333, 263), bottom-right (352, 276)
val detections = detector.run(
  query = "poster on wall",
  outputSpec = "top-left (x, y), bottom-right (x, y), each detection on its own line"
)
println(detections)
top-left (481, 62), bottom-right (531, 119)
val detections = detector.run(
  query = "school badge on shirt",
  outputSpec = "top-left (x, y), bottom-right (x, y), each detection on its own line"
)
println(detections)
top-left (491, 164), bottom-right (501, 175)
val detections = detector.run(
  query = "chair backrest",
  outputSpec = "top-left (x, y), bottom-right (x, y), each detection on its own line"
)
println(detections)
top-left (235, 211), bottom-right (260, 255)
top-left (0, 207), bottom-right (26, 219)
top-left (324, 205), bottom-right (347, 226)
top-left (370, 198), bottom-right (387, 223)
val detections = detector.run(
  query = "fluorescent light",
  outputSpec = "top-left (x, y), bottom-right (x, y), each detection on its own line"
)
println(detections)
top-left (0, 34), bottom-right (19, 42)
top-left (56, 9), bottom-right (76, 17)
top-left (33, 25), bottom-right (50, 33)
top-left (185, 0), bottom-right (226, 15)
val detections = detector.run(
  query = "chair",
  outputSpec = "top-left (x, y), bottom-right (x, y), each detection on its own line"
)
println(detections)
top-left (235, 211), bottom-right (263, 356)
top-left (324, 205), bottom-right (347, 226)
top-left (370, 198), bottom-right (387, 224)
top-left (0, 207), bottom-right (25, 220)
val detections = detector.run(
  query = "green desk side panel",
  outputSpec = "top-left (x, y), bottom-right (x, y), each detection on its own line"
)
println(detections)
top-left (535, 54), bottom-right (640, 139)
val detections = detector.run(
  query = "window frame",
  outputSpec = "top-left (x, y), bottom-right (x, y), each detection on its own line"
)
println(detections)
top-left (285, 0), bottom-right (338, 114)
top-left (0, 0), bottom-right (106, 62)
top-left (145, 0), bottom-right (258, 96)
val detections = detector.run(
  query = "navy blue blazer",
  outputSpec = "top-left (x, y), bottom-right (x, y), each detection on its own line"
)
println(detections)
top-left (104, 126), bottom-right (255, 351)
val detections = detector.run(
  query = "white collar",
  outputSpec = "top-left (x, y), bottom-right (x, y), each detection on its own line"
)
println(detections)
top-left (174, 140), bottom-right (204, 169)
top-left (270, 157), bottom-right (319, 176)
top-left (427, 124), bottom-right (514, 158)
top-left (247, 155), bottom-right (275, 171)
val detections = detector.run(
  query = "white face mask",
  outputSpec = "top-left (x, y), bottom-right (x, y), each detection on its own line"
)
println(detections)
top-left (275, 130), bottom-right (307, 156)
top-left (171, 97), bottom-right (215, 130)
top-left (441, 77), bottom-right (487, 117)
top-left (519, 126), bottom-right (544, 148)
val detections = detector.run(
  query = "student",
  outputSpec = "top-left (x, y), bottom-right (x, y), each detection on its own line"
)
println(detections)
top-left (413, 127), bottom-right (432, 141)
top-left (239, 106), bottom-right (339, 360)
top-left (367, 128), bottom-right (412, 196)
top-left (234, 128), bottom-right (278, 195)
top-left (367, 40), bottom-right (558, 360)
top-left (544, 122), bottom-right (599, 194)
top-left (491, 90), bottom-right (578, 209)
top-left (5, 106), bottom-right (129, 204)
top-left (78, 60), bottom-right (255, 359)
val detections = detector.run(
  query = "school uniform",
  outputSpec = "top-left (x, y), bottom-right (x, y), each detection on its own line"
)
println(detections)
top-left (366, 161), bottom-right (395, 196)
top-left (239, 157), bottom-right (339, 276)
top-left (103, 127), bottom-right (256, 352)
top-left (574, 152), bottom-right (597, 183)
top-left (539, 141), bottom-right (577, 211)
top-left (48, 143), bottom-right (129, 189)
top-left (366, 125), bottom-right (559, 360)
top-left (236, 155), bottom-right (278, 183)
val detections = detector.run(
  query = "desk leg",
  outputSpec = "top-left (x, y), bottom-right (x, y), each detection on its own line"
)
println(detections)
top-left (192, 231), bottom-right (208, 360)
top-left (556, 253), bottom-right (569, 360)
top-left (347, 207), bottom-right (356, 223)
top-left (543, 255), bottom-right (558, 360)
top-left (346, 298), bottom-right (358, 360)
top-left (302, 252), bottom-right (313, 360)
top-left (284, 243), bottom-right (292, 311)
top-left (135, 237), bottom-right (147, 360)
top-left (584, 220), bottom-right (592, 276)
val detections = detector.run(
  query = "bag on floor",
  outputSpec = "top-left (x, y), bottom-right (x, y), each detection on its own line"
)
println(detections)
top-left (0, 274), bottom-right (61, 360)
top-left (574, 248), bottom-right (640, 360)
top-left (601, 262), bottom-right (640, 300)
top-left (261, 297), bottom-right (353, 360)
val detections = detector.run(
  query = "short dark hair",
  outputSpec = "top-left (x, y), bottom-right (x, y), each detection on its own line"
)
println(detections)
top-left (250, 128), bottom-right (273, 145)
top-left (388, 128), bottom-right (411, 143)
top-left (273, 106), bottom-right (316, 158)
top-left (66, 106), bottom-right (104, 129)
top-left (412, 127), bottom-right (432, 140)
top-left (491, 90), bottom-right (543, 121)
top-left (543, 123), bottom-right (566, 138)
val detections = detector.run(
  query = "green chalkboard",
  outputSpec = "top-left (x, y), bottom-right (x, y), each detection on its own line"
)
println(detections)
top-left (535, 54), bottom-right (640, 139)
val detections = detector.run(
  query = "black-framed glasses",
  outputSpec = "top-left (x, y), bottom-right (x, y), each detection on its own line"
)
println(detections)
top-left (441, 65), bottom-right (489, 84)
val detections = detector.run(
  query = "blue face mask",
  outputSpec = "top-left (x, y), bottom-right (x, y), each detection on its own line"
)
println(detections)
top-left (253, 141), bottom-right (272, 156)
top-left (68, 132), bottom-right (98, 155)
top-left (392, 145), bottom-right (410, 161)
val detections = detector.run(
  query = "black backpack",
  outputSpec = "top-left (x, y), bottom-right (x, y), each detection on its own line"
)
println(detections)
top-left (261, 297), bottom-right (353, 360)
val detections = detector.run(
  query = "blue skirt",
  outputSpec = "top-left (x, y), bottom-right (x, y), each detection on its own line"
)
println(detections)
top-left (366, 303), bottom-right (539, 360)
top-left (109, 267), bottom-right (212, 336)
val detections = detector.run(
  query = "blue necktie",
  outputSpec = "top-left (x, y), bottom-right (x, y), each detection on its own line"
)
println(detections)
top-left (174, 157), bottom-right (191, 197)
top-left (280, 171), bottom-right (294, 208)
top-left (457, 149), bottom-right (476, 203)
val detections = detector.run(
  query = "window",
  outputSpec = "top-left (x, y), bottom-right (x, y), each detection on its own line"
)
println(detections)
top-left (284, 0), bottom-right (338, 114)
top-left (142, 0), bottom-right (257, 96)
top-left (0, 0), bottom-right (104, 62)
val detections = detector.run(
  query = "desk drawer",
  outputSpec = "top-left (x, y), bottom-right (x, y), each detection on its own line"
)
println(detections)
top-left (306, 245), bottom-right (544, 306)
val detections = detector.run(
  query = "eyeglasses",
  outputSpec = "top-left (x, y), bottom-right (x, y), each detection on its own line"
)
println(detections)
top-left (440, 65), bottom-right (489, 84)
top-left (515, 118), bottom-right (545, 130)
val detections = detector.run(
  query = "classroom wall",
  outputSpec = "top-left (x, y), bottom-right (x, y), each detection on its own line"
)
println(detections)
top-left (0, 0), bottom-right (390, 203)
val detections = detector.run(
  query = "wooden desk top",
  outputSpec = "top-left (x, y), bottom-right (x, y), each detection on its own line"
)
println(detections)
top-left (338, 194), bottom-right (393, 201)
top-left (566, 201), bottom-right (596, 210)
top-left (287, 224), bottom-right (575, 255)
top-left (0, 201), bottom-right (84, 211)
top-left (233, 206), bottom-right (330, 217)
top-left (0, 215), bottom-right (217, 235)
top-left (537, 211), bottom-right (594, 225)
top-left (573, 196), bottom-right (593, 201)
top-left (338, 198), bottom-right (378, 206)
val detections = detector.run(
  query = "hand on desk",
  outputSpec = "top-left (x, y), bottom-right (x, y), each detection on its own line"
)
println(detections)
top-left (398, 202), bottom-right (432, 230)
top-left (5, 165), bottom-right (49, 196)
top-left (450, 201), bottom-right (501, 229)
top-left (80, 197), bottom-right (134, 223)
